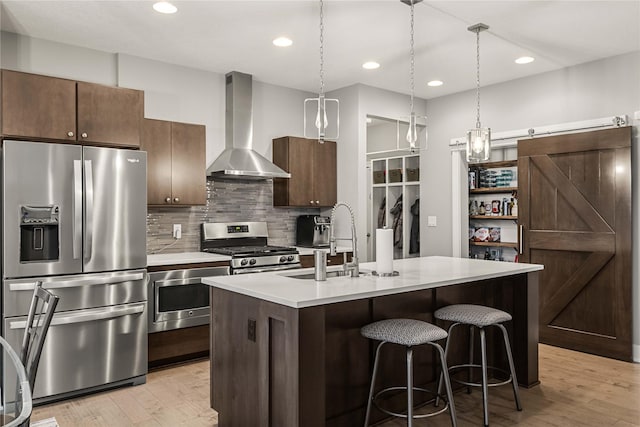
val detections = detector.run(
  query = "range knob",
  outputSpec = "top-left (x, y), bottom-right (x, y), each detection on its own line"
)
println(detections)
top-left (240, 259), bottom-right (249, 266)
top-left (280, 256), bottom-right (287, 263)
top-left (249, 259), bottom-right (257, 265)
top-left (287, 255), bottom-right (295, 261)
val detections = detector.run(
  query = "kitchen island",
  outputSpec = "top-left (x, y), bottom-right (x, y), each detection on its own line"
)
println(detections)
top-left (203, 256), bottom-right (543, 427)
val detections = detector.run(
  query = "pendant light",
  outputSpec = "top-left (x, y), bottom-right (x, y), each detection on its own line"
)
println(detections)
top-left (401, 0), bottom-right (427, 152)
top-left (466, 23), bottom-right (491, 163)
top-left (304, 0), bottom-right (339, 143)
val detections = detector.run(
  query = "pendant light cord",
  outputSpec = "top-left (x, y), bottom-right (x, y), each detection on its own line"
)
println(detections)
top-left (475, 27), bottom-right (481, 129)
top-left (319, 0), bottom-right (325, 97)
top-left (409, 0), bottom-right (415, 115)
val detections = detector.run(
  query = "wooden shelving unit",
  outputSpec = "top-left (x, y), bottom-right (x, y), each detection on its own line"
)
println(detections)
top-left (471, 160), bottom-right (518, 168)
top-left (468, 157), bottom-right (519, 261)
top-left (469, 215), bottom-right (517, 220)
top-left (470, 187), bottom-right (517, 194)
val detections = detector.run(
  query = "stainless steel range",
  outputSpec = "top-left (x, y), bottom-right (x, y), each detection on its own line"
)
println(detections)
top-left (201, 222), bottom-right (300, 274)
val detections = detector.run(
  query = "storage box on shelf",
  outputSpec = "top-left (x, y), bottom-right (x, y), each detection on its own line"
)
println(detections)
top-left (468, 159), bottom-right (519, 262)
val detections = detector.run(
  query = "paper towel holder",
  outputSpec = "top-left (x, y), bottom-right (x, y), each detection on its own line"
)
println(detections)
top-left (372, 270), bottom-right (400, 277)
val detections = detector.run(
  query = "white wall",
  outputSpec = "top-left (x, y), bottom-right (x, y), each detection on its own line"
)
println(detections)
top-left (327, 84), bottom-right (427, 261)
top-left (116, 54), bottom-right (224, 167)
top-left (423, 51), bottom-right (640, 360)
top-left (1, 32), bottom-right (314, 169)
top-left (1, 31), bottom-right (116, 85)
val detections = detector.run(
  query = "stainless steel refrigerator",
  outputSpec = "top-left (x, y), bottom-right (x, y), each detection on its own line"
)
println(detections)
top-left (1, 139), bottom-right (148, 403)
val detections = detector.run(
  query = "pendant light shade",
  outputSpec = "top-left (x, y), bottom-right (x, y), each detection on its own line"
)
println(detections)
top-left (402, 0), bottom-right (427, 153)
top-left (304, 0), bottom-right (339, 142)
top-left (467, 23), bottom-right (491, 163)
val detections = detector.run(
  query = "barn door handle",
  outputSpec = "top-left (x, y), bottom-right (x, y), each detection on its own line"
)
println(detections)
top-left (519, 225), bottom-right (524, 254)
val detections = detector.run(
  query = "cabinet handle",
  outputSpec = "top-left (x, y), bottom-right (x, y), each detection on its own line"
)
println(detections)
top-left (67, 131), bottom-right (74, 137)
top-left (519, 225), bottom-right (524, 255)
top-left (165, 197), bottom-right (171, 203)
top-left (81, 132), bottom-right (88, 138)
top-left (173, 197), bottom-right (180, 203)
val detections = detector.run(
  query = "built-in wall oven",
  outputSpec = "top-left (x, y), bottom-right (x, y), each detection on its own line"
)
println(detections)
top-left (147, 266), bottom-right (229, 333)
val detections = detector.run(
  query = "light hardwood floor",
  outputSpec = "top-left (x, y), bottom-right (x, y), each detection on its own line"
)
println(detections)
top-left (32, 344), bottom-right (640, 426)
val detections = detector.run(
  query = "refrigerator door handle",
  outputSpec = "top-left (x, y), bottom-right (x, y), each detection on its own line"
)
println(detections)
top-left (8, 303), bottom-right (146, 329)
top-left (8, 272), bottom-right (145, 292)
top-left (73, 159), bottom-right (82, 259)
top-left (84, 159), bottom-right (94, 262)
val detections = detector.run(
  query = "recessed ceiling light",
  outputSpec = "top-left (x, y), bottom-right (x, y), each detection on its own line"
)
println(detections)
top-left (273, 37), bottom-right (293, 47)
top-left (427, 80), bottom-right (443, 87)
top-left (515, 56), bottom-right (535, 65)
top-left (362, 62), bottom-right (380, 70)
top-left (153, 2), bottom-right (177, 14)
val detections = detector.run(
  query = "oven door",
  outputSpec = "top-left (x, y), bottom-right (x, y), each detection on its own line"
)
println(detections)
top-left (232, 263), bottom-right (301, 275)
top-left (148, 266), bottom-right (229, 332)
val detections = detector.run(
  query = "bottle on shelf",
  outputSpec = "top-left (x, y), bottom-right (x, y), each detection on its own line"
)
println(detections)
top-left (470, 200), bottom-right (478, 215)
top-left (512, 198), bottom-right (518, 217)
top-left (479, 201), bottom-right (485, 215)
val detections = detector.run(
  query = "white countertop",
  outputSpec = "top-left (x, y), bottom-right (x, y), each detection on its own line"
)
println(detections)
top-left (202, 256), bottom-right (543, 308)
top-left (147, 252), bottom-right (230, 266)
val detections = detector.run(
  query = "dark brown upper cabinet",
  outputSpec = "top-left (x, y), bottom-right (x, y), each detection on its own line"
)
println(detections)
top-left (76, 81), bottom-right (143, 148)
top-left (1, 70), bottom-right (143, 148)
top-left (141, 118), bottom-right (206, 206)
top-left (272, 136), bottom-right (337, 207)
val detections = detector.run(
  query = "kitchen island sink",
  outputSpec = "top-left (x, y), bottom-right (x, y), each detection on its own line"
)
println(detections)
top-left (203, 256), bottom-right (543, 427)
top-left (281, 269), bottom-right (371, 280)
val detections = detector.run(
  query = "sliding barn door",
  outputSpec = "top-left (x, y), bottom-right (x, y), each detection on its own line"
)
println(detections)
top-left (518, 126), bottom-right (632, 361)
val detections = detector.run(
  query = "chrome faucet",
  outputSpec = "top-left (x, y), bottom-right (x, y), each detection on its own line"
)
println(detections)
top-left (329, 202), bottom-right (359, 277)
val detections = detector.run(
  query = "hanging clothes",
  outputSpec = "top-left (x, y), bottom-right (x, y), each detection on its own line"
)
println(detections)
top-left (390, 195), bottom-right (403, 248)
top-left (410, 198), bottom-right (420, 254)
top-left (377, 197), bottom-right (386, 228)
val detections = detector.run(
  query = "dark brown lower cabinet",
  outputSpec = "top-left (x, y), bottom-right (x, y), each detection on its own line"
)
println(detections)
top-left (518, 126), bottom-right (632, 361)
top-left (210, 272), bottom-right (539, 427)
top-left (299, 252), bottom-right (352, 268)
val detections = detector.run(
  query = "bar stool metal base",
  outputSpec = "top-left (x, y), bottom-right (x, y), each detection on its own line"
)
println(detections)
top-left (364, 340), bottom-right (457, 427)
top-left (448, 363), bottom-right (513, 388)
top-left (372, 386), bottom-right (451, 420)
top-left (435, 321), bottom-right (522, 427)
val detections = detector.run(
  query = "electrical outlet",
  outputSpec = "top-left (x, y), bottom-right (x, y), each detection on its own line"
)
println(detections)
top-left (427, 216), bottom-right (437, 227)
top-left (173, 224), bottom-right (182, 239)
top-left (247, 318), bottom-right (256, 342)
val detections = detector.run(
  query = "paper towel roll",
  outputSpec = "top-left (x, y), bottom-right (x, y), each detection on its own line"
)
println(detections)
top-left (376, 228), bottom-right (394, 274)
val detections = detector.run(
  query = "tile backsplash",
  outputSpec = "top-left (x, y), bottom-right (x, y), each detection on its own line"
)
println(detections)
top-left (147, 179), bottom-right (319, 254)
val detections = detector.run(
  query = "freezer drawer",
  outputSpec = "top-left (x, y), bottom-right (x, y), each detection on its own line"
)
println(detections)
top-left (3, 270), bottom-right (146, 317)
top-left (3, 302), bottom-right (147, 400)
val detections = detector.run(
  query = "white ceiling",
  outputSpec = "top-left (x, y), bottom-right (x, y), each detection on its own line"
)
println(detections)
top-left (1, 0), bottom-right (639, 99)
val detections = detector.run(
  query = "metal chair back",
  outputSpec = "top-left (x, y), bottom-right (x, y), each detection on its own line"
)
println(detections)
top-left (20, 281), bottom-right (59, 391)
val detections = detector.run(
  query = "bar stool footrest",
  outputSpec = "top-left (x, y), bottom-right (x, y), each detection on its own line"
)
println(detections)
top-left (372, 386), bottom-right (451, 419)
top-left (448, 363), bottom-right (513, 388)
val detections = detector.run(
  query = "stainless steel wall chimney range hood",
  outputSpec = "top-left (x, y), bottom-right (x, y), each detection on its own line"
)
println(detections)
top-left (207, 71), bottom-right (291, 180)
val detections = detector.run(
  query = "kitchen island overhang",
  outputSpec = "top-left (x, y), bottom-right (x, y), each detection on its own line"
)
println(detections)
top-left (203, 256), bottom-right (543, 427)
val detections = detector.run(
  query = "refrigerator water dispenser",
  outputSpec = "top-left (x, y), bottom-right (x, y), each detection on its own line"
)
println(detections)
top-left (20, 205), bottom-right (60, 262)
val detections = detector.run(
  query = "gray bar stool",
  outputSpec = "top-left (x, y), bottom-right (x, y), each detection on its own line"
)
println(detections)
top-left (361, 318), bottom-right (457, 427)
top-left (434, 304), bottom-right (522, 427)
